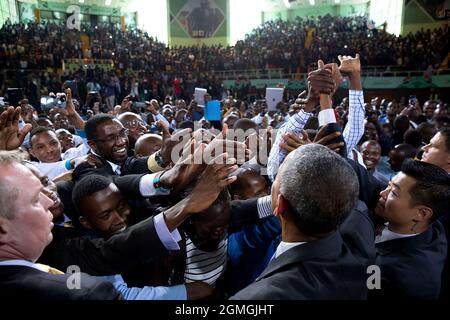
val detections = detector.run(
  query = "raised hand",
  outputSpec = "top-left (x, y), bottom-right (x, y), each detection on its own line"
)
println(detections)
top-left (338, 54), bottom-right (361, 75)
top-left (313, 124), bottom-right (345, 153)
top-left (280, 130), bottom-right (311, 154)
top-left (184, 153), bottom-right (238, 214)
top-left (0, 106), bottom-right (32, 150)
top-left (324, 62), bottom-right (343, 97)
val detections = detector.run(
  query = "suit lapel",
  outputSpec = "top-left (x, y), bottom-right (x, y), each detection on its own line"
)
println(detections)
top-left (256, 231), bottom-right (343, 281)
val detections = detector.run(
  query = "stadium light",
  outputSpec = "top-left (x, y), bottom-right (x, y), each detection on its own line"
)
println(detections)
top-left (309, 0), bottom-right (315, 5)
top-left (335, 0), bottom-right (341, 4)
top-left (283, 0), bottom-right (291, 8)
top-left (105, 0), bottom-right (112, 5)
top-left (78, 0), bottom-right (84, 3)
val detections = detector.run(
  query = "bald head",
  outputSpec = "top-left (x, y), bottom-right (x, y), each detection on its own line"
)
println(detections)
top-left (134, 134), bottom-right (163, 157)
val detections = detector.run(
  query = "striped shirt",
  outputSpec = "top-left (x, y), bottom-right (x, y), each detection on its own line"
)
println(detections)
top-left (183, 197), bottom-right (273, 285)
top-left (267, 90), bottom-right (365, 180)
top-left (184, 235), bottom-right (228, 286)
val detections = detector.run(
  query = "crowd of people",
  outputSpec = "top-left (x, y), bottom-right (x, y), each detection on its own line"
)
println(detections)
top-left (0, 46), bottom-right (449, 301)
top-left (1, 14), bottom-right (449, 110)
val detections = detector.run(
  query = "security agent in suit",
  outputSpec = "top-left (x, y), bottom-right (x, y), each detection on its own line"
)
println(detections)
top-left (371, 159), bottom-right (450, 299)
top-left (231, 144), bottom-right (374, 300)
top-left (0, 150), bottom-right (238, 300)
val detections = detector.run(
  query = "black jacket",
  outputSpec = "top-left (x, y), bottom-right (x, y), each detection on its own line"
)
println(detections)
top-left (230, 200), bottom-right (376, 300)
top-left (373, 221), bottom-right (448, 299)
top-left (0, 266), bottom-right (121, 300)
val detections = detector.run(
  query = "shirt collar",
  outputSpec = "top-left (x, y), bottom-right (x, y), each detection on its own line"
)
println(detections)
top-left (0, 259), bottom-right (47, 272)
top-left (274, 241), bottom-right (306, 259)
top-left (375, 223), bottom-right (418, 244)
top-left (91, 150), bottom-right (121, 175)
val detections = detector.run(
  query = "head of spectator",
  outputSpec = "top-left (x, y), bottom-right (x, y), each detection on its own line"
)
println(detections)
top-left (375, 159), bottom-right (450, 235)
top-left (183, 189), bottom-right (231, 251)
top-left (404, 129), bottom-right (423, 149)
top-left (117, 112), bottom-right (149, 150)
top-left (86, 109), bottom-right (94, 120)
top-left (363, 120), bottom-right (379, 142)
top-left (36, 117), bottom-right (55, 129)
top-left (361, 140), bottom-right (382, 172)
top-left (272, 144), bottom-right (359, 239)
top-left (179, 120), bottom-right (195, 131)
top-left (134, 134), bottom-right (163, 158)
top-left (162, 106), bottom-right (174, 123)
top-left (421, 128), bottom-right (450, 173)
top-left (229, 167), bottom-right (268, 200)
top-left (176, 99), bottom-right (187, 110)
top-left (223, 114), bottom-right (239, 129)
top-left (55, 128), bottom-right (75, 153)
top-left (53, 113), bottom-right (70, 130)
top-left (435, 115), bottom-right (450, 130)
top-left (388, 143), bottom-right (417, 172)
top-left (72, 174), bottom-right (130, 238)
top-left (423, 100), bottom-right (436, 119)
top-left (0, 151), bottom-right (54, 262)
top-left (416, 122), bottom-right (436, 145)
top-left (23, 161), bottom-right (64, 222)
top-left (393, 115), bottom-right (411, 134)
top-left (29, 127), bottom-right (62, 163)
top-left (174, 109), bottom-right (188, 129)
top-left (434, 103), bottom-right (449, 117)
top-left (85, 114), bottom-right (129, 165)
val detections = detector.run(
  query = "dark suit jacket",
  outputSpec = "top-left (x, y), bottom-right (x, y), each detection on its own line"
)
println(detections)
top-left (38, 215), bottom-right (169, 276)
top-left (72, 154), bottom-right (152, 182)
top-left (0, 266), bottom-right (121, 300)
top-left (230, 200), bottom-right (375, 300)
top-left (372, 221), bottom-right (448, 299)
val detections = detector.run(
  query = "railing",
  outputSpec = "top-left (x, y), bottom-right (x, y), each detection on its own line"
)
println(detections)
top-left (214, 67), bottom-right (450, 80)
top-left (62, 59), bottom-right (114, 72)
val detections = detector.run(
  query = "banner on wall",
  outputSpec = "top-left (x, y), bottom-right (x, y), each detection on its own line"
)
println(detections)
top-left (168, 0), bottom-right (229, 46)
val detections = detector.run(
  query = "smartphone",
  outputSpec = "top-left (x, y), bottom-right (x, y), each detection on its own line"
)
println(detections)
top-left (409, 95), bottom-right (417, 106)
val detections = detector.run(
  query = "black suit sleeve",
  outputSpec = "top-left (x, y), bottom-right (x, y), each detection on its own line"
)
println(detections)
top-left (229, 198), bottom-right (263, 233)
top-left (40, 216), bottom-right (169, 276)
top-left (112, 174), bottom-right (145, 200)
top-left (122, 156), bottom-right (153, 175)
top-left (339, 200), bottom-right (376, 264)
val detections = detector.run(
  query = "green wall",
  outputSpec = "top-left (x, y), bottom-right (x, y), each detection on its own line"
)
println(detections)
top-left (402, 0), bottom-right (447, 34)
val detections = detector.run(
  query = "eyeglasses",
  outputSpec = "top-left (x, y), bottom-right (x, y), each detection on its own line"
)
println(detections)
top-left (92, 128), bottom-right (129, 143)
top-left (123, 119), bottom-right (147, 129)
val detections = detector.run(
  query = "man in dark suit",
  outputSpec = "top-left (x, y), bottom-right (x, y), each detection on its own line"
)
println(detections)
top-left (372, 159), bottom-right (449, 299)
top-left (231, 144), bottom-right (374, 300)
top-left (72, 114), bottom-right (191, 180)
top-left (0, 150), bottom-right (239, 299)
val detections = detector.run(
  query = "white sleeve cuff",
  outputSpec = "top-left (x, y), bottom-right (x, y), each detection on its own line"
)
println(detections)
top-left (318, 109), bottom-right (336, 126)
top-left (154, 213), bottom-right (181, 251)
top-left (139, 173), bottom-right (171, 197)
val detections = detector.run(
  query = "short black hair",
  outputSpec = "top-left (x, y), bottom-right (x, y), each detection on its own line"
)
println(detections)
top-left (233, 119), bottom-right (258, 131)
top-left (30, 126), bottom-right (56, 146)
top-left (401, 159), bottom-right (450, 221)
top-left (72, 174), bottom-right (113, 217)
top-left (439, 127), bottom-right (450, 153)
top-left (85, 114), bottom-right (115, 140)
top-left (403, 129), bottom-right (423, 149)
top-left (178, 120), bottom-right (194, 131)
top-left (394, 143), bottom-right (417, 158)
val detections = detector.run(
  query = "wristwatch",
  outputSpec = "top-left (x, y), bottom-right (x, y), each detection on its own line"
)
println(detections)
top-left (153, 171), bottom-right (171, 193)
top-left (155, 151), bottom-right (169, 168)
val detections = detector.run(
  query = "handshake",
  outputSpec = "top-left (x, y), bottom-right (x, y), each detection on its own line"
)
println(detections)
top-left (300, 54), bottom-right (362, 113)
